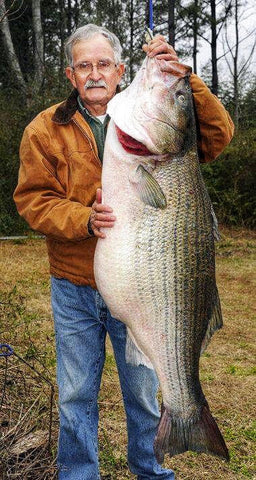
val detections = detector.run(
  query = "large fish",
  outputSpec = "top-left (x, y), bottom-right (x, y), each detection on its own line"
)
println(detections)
top-left (94, 52), bottom-right (229, 462)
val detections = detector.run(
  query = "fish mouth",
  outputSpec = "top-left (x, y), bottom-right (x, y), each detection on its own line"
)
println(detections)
top-left (115, 124), bottom-right (154, 156)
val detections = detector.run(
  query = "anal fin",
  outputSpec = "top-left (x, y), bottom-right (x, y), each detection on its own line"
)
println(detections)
top-left (125, 327), bottom-right (154, 369)
top-left (211, 204), bottom-right (221, 241)
top-left (201, 289), bottom-right (223, 354)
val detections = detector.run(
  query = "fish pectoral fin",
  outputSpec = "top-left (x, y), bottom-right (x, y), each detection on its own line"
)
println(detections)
top-left (129, 164), bottom-right (167, 209)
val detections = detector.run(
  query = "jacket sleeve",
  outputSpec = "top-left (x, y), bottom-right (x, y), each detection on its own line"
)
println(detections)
top-left (190, 73), bottom-right (234, 163)
top-left (14, 127), bottom-right (93, 241)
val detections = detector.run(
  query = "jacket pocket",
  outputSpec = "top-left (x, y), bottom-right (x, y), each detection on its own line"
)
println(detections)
top-left (67, 150), bottom-right (101, 205)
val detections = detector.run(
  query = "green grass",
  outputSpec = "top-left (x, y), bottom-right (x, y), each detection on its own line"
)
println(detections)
top-left (0, 227), bottom-right (255, 479)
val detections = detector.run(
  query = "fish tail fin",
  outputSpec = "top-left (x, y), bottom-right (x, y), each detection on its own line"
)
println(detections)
top-left (154, 404), bottom-right (229, 464)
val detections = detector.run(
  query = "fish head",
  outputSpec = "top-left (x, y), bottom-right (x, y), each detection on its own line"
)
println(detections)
top-left (107, 56), bottom-right (194, 158)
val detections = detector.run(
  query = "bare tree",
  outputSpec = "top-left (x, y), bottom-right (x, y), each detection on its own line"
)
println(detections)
top-left (168, 0), bottom-right (175, 47)
top-left (58, 0), bottom-right (66, 84)
top-left (0, 0), bottom-right (19, 23)
top-left (192, 0), bottom-right (232, 94)
top-left (129, 0), bottom-right (135, 81)
top-left (192, 0), bottom-right (199, 73)
top-left (0, 0), bottom-right (45, 96)
top-left (210, 0), bottom-right (218, 94)
top-left (223, 0), bottom-right (256, 126)
top-left (176, 0), bottom-right (206, 75)
top-left (206, 0), bottom-right (232, 95)
top-left (32, 0), bottom-right (44, 88)
top-left (0, 0), bottom-right (26, 90)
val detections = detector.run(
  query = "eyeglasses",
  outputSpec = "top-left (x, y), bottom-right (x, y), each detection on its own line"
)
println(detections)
top-left (72, 60), bottom-right (117, 76)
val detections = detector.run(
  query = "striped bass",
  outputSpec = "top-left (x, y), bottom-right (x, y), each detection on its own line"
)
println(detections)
top-left (94, 55), bottom-right (229, 462)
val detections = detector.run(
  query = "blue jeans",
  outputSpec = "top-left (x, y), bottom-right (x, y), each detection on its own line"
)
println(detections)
top-left (51, 277), bottom-right (174, 480)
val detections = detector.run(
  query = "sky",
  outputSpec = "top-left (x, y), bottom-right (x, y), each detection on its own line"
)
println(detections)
top-left (151, 0), bottom-right (256, 83)
top-left (184, 0), bottom-right (256, 81)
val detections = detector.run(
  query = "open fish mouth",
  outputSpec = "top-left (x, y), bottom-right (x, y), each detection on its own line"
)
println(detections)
top-left (115, 122), bottom-right (184, 157)
top-left (115, 101), bottom-right (186, 157)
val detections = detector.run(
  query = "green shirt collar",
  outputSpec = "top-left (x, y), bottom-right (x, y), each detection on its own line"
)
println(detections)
top-left (77, 95), bottom-right (110, 162)
top-left (77, 95), bottom-right (110, 127)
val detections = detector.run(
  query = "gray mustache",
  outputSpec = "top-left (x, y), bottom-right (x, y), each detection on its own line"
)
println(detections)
top-left (84, 79), bottom-right (107, 90)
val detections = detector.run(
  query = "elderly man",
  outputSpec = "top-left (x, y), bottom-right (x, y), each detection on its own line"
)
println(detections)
top-left (14, 24), bottom-right (234, 480)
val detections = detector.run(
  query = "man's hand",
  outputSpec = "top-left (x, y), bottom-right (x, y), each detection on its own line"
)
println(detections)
top-left (142, 34), bottom-right (191, 77)
top-left (142, 34), bottom-right (178, 62)
top-left (89, 188), bottom-right (116, 239)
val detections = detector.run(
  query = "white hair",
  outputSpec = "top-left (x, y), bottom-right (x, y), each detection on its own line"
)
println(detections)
top-left (65, 24), bottom-right (123, 66)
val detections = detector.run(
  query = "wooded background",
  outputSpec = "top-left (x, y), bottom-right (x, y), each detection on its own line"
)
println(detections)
top-left (0, 0), bottom-right (255, 235)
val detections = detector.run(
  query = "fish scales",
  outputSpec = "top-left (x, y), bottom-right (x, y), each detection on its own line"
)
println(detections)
top-left (94, 56), bottom-right (228, 462)
top-left (133, 159), bottom-right (213, 407)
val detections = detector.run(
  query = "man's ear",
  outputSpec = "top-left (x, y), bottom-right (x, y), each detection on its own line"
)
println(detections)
top-left (65, 67), bottom-right (77, 89)
top-left (117, 63), bottom-right (125, 81)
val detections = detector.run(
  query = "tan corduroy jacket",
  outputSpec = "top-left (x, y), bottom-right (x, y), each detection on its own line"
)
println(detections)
top-left (14, 74), bottom-right (234, 288)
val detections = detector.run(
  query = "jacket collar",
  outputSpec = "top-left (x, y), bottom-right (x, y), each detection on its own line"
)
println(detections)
top-left (52, 89), bottom-right (79, 124)
top-left (52, 85), bottom-right (122, 125)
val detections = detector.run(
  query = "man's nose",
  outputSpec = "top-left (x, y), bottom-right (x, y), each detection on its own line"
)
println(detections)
top-left (89, 65), bottom-right (102, 81)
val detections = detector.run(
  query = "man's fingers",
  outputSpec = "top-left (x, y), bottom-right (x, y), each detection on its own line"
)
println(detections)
top-left (93, 227), bottom-right (106, 239)
top-left (147, 34), bottom-right (166, 45)
top-left (142, 38), bottom-right (166, 54)
top-left (94, 213), bottom-right (116, 222)
top-left (159, 60), bottom-right (192, 76)
top-left (90, 190), bottom-right (115, 238)
top-left (155, 53), bottom-right (179, 62)
top-left (91, 219), bottom-right (115, 239)
top-left (143, 36), bottom-right (178, 61)
top-left (93, 203), bottom-right (113, 213)
top-left (148, 43), bottom-right (175, 58)
top-left (94, 220), bottom-right (115, 228)
top-left (90, 213), bottom-right (115, 228)
top-left (96, 188), bottom-right (102, 204)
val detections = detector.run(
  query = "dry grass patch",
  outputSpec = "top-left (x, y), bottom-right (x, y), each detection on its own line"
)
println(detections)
top-left (0, 228), bottom-right (255, 479)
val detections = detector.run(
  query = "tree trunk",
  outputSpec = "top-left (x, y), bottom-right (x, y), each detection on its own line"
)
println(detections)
top-left (168, 0), bottom-right (175, 47)
top-left (67, 0), bottom-right (72, 34)
top-left (0, 0), bottom-right (26, 90)
top-left (193, 0), bottom-right (198, 74)
top-left (210, 0), bottom-right (218, 95)
top-left (233, 0), bottom-right (239, 127)
top-left (59, 0), bottom-right (65, 85)
top-left (73, 0), bottom-right (80, 29)
top-left (32, 0), bottom-right (44, 88)
top-left (129, 0), bottom-right (134, 82)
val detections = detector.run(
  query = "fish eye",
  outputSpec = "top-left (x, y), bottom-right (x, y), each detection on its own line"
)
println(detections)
top-left (176, 90), bottom-right (186, 104)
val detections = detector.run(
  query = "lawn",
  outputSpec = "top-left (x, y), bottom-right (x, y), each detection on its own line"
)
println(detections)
top-left (0, 227), bottom-right (255, 479)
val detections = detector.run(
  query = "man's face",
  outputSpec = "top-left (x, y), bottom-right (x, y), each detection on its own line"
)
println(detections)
top-left (66, 34), bottom-right (125, 114)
